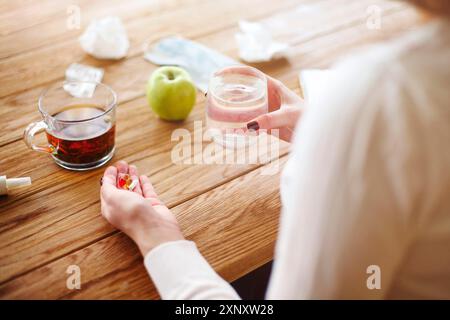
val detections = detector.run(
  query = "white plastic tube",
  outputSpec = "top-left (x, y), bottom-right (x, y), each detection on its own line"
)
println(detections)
top-left (0, 176), bottom-right (32, 195)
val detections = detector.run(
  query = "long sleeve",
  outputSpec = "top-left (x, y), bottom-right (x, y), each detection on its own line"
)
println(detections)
top-left (266, 52), bottom-right (429, 299)
top-left (144, 56), bottom-right (409, 300)
top-left (144, 21), bottom-right (450, 300)
top-left (144, 240), bottom-right (240, 299)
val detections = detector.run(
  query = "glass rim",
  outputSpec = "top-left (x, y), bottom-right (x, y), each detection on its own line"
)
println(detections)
top-left (38, 80), bottom-right (117, 124)
top-left (209, 65), bottom-right (267, 106)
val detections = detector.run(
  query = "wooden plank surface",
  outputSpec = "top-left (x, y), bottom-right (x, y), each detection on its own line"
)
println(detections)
top-left (0, 0), bottom-right (415, 147)
top-left (0, 0), bottom-right (419, 299)
top-left (0, 157), bottom-right (287, 299)
top-left (0, 0), bottom-right (300, 97)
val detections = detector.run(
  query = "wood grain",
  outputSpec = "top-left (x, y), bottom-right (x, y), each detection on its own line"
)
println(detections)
top-left (0, 87), bottom-right (289, 284)
top-left (0, 0), bottom-right (418, 148)
top-left (0, 157), bottom-right (287, 299)
top-left (2, 3), bottom-right (416, 284)
top-left (0, 0), bottom-right (300, 97)
top-left (0, 0), bottom-right (303, 148)
top-left (0, 0), bottom-right (419, 299)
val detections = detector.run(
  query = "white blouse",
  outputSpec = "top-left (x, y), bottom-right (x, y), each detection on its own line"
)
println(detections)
top-left (144, 19), bottom-right (450, 299)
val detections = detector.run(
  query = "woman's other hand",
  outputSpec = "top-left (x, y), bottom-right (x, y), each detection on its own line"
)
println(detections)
top-left (100, 161), bottom-right (184, 256)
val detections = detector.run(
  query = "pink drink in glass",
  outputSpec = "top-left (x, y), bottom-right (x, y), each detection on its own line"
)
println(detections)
top-left (206, 66), bottom-right (268, 147)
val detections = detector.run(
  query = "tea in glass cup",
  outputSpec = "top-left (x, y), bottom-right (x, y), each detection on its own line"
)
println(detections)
top-left (23, 81), bottom-right (117, 170)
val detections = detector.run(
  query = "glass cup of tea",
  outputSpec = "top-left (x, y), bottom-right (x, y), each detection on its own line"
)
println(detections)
top-left (23, 80), bottom-right (117, 171)
top-left (205, 66), bottom-right (268, 148)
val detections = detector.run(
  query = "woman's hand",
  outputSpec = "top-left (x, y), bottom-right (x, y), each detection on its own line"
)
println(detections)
top-left (100, 161), bottom-right (184, 256)
top-left (225, 68), bottom-right (302, 142)
top-left (247, 74), bottom-right (304, 142)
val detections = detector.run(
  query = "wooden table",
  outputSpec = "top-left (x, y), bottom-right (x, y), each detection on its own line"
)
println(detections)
top-left (0, 0), bottom-right (418, 299)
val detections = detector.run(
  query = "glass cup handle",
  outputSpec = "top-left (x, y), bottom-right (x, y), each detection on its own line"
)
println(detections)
top-left (23, 121), bottom-right (53, 154)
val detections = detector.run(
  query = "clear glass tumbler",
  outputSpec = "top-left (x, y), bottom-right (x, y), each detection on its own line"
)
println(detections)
top-left (206, 66), bottom-right (268, 148)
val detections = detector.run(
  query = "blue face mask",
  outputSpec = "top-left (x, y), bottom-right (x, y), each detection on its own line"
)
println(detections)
top-left (144, 36), bottom-right (240, 93)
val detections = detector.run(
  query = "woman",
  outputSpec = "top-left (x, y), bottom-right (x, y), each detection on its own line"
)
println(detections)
top-left (100, 0), bottom-right (450, 299)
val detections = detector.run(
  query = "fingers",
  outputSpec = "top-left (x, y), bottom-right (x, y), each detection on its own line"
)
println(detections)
top-left (129, 165), bottom-right (143, 196)
top-left (266, 77), bottom-right (282, 112)
top-left (115, 161), bottom-right (129, 186)
top-left (218, 66), bottom-right (303, 115)
top-left (102, 166), bottom-right (118, 186)
top-left (101, 183), bottom-right (118, 201)
top-left (103, 160), bottom-right (144, 195)
top-left (100, 183), bottom-right (120, 221)
top-left (101, 166), bottom-right (118, 208)
top-left (140, 175), bottom-right (164, 206)
top-left (278, 127), bottom-right (295, 142)
top-left (247, 107), bottom-right (301, 131)
top-left (116, 160), bottom-right (133, 191)
top-left (140, 175), bottom-right (158, 199)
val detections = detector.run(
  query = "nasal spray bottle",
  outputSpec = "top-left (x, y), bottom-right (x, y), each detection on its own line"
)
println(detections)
top-left (0, 176), bottom-right (32, 196)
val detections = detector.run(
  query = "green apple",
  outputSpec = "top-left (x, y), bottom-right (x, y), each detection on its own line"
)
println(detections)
top-left (146, 66), bottom-right (197, 121)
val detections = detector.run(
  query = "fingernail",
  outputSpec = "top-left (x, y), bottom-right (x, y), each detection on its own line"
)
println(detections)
top-left (247, 121), bottom-right (259, 131)
top-left (100, 177), bottom-right (103, 186)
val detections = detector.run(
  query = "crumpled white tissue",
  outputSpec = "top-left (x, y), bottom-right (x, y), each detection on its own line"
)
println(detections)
top-left (64, 63), bottom-right (104, 98)
top-left (79, 16), bottom-right (129, 60)
top-left (235, 20), bottom-right (289, 63)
